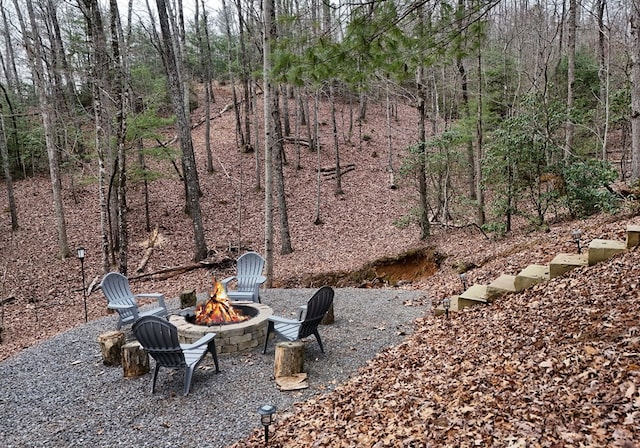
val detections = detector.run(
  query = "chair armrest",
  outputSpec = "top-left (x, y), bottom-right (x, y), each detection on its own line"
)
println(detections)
top-left (221, 276), bottom-right (236, 288)
top-left (181, 333), bottom-right (216, 350)
top-left (135, 293), bottom-right (166, 309)
top-left (256, 275), bottom-right (267, 285)
top-left (268, 315), bottom-right (301, 325)
top-left (297, 305), bottom-right (307, 321)
top-left (107, 302), bottom-right (137, 311)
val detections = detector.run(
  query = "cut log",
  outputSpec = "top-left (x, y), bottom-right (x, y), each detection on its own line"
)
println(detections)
top-left (321, 302), bottom-right (334, 325)
top-left (98, 330), bottom-right (125, 366)
top-left (180, 289), bottom-right (197, 308)
top-left (274, 341), bottom-right (305, 378)
top-left (122, 341), bottom-right (150, 378)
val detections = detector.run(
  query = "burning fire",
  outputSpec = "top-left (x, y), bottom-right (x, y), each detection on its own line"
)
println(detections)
top-left (195, 278), bottom-right (249, 325)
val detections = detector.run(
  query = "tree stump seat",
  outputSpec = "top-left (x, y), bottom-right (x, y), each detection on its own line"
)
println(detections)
top-left (98, 330), bottom-right (125, 366)
top-left (122, 341), bottom-right (150, 378)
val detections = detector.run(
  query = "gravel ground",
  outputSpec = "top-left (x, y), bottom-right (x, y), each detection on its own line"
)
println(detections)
top-left (0, 287), bottom-right (429, 448)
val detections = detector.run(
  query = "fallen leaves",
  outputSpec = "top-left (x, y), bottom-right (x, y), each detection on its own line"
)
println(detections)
top-left (229, 248), bottom-right (640, 447)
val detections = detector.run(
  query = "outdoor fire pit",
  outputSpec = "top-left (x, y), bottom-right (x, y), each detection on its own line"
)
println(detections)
top-left (169, 279), bottom-right (272, 354)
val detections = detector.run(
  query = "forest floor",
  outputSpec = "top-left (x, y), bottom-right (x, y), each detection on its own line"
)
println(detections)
top-left (2, 85), bottom-right (640, 444)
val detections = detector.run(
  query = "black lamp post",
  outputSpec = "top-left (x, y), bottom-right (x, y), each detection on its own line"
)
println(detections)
top-left (459, 273), bottom-right (467, 291)
top-left (77, 247), bottom-right (87, 322)
top-left (443, 297), bottom-right (451, 319)
top-left (258, 404), bottom-right (276, 445)
top-left (571, 229), bottom-right (582, 254)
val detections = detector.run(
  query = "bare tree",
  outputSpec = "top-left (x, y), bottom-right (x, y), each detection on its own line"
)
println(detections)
top-left (78, 0), bottom-right (117, 273)
top-left (0, 93), bottom-right (17, 230)
top-left (565, 0), bottom-right (576, 160)
top-left (156, 0), bottom-right (208, 261)
top-left (196, 0), bottom-right (214, 173)
top-left (18, 0), bottom-right (71, 259)
top-left (631, 0), bottom-right (640, 182)
top-left (263, 0), bottom-right (275, 285)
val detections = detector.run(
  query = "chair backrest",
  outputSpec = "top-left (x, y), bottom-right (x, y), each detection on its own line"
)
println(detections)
top-left (299, 286), bottom-right (334, 339)
top-left (132, 316), bottom-right (186, 368)
top-left (235, 252), bottom-right (265, 292)
top-left (100, 272), bottom-right (137, 320)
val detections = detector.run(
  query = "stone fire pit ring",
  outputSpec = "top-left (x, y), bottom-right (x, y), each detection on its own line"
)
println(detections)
top-left (169, 302), bottom-right (273, 355)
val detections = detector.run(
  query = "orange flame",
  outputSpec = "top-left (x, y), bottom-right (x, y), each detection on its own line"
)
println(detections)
top-left (195, 278), bottom-right (249, 325)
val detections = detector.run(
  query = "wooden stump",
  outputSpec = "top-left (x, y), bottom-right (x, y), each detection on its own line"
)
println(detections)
top-left (122, 341), bottom-right (150, 378)
top-left (321, 303), bottom-right (335, 325)
top-left (97, 330), bottom-right (125, 366)
top-left (180, 289), bottom-right (197, 308)
top-left (274, 341), bottom-right (305, 378)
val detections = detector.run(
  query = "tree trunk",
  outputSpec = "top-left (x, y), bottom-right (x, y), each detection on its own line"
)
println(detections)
top-left (597, 0), bottom-right (609, 160)
top-left (475, 37), bottom-right (485, 226)
top-left (222, 0), bottom-right (244, 150)
top-left (565, 0), bottom-right (576, 160)
top-left (456, 0), bottom-right (475, 200)
top-left (416, 65), bottom-right (430, 239)
top-left (236, 0), bottom-right (252, 151)
top-left (313, 91), bottom-right (323, 225)
top-left (22, 0), bottom-right (70, 259)
top-left (78, 0), bottom-right (116, 273)
top-left (0, 108), bottom-right (18, 230)
top-left (273, 87), bottom-right (293, 255)
top-left (197, 0), bottom-right (214, 173)
top-left (156, 0), bottom-right (208, 261)
top-left (631, 0), bottom-right (640, 182)
top-left (0, 1), bottom-right (20, 95)
top-left (263, 0), bottom-right (276, 287)
top-left (110, 0), bottom-right (129, 274)
top-left (415, 3), bottom-right (429, 239)
top-left (330, 83), bottom-right (343, 195)
top-left (385, 82), bottom-right (394, 188)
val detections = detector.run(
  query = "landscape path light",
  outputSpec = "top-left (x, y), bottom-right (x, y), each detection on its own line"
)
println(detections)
top-left (258, 404), bottom-right (276, 445)
top-left (443, 297), bottom-right (451, 319)
top-left (459, 272), bottom-right (468, 291)
top-left (571, 229), bottom-right (582, 254)
top-left (77, 247), bottom-right (87, 322)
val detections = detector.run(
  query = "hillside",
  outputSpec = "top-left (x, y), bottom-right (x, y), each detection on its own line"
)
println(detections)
top-left (1, 86), bottom-right (640, 446)
top-left (0, 86), bottom-right (424, 361)
top-left (230, 217), bottom-right (640, 446)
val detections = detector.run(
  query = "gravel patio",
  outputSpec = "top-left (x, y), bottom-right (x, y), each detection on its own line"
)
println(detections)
top-left (0, 287), bottom-right (429, 447)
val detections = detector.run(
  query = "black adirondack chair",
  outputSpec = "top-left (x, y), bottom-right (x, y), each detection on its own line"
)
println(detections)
top-left (263, 286), bottom-right (334, 354)
top-left (132, 316), bottom-right (220, 396)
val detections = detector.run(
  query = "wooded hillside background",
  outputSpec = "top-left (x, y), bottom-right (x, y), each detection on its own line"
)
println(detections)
top-left (1, 0), bottom-right (640, 286)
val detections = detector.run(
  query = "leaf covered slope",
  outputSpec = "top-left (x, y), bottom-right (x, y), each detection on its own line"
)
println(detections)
top-left (231, 246), bottom-right (640, 446)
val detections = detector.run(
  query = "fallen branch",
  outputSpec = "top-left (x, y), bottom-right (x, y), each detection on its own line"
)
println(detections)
top-left (87, 275), bottom-right (100, 295)
top-left (319, 163), bottom-right (355, 173)
top-left (283, 136), bottom-right (314, 148)
top-left (322, 165), bottom-right (356, 180)
top-left (136, 226), bottom-right (161, 273)
top-left (129, 257), bottom-right (235, 282)
top-left (431, 221), bottom-right (490, 240)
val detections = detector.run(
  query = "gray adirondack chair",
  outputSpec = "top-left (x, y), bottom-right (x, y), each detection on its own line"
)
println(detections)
top-left (221, 251), bottom-right (266, 302)
top-left (132, 315), bottom-right (220, 396)
top-left (100, 272), bottom-right (167, 329)
top-left (263, 286), bottom-right (335, 354)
